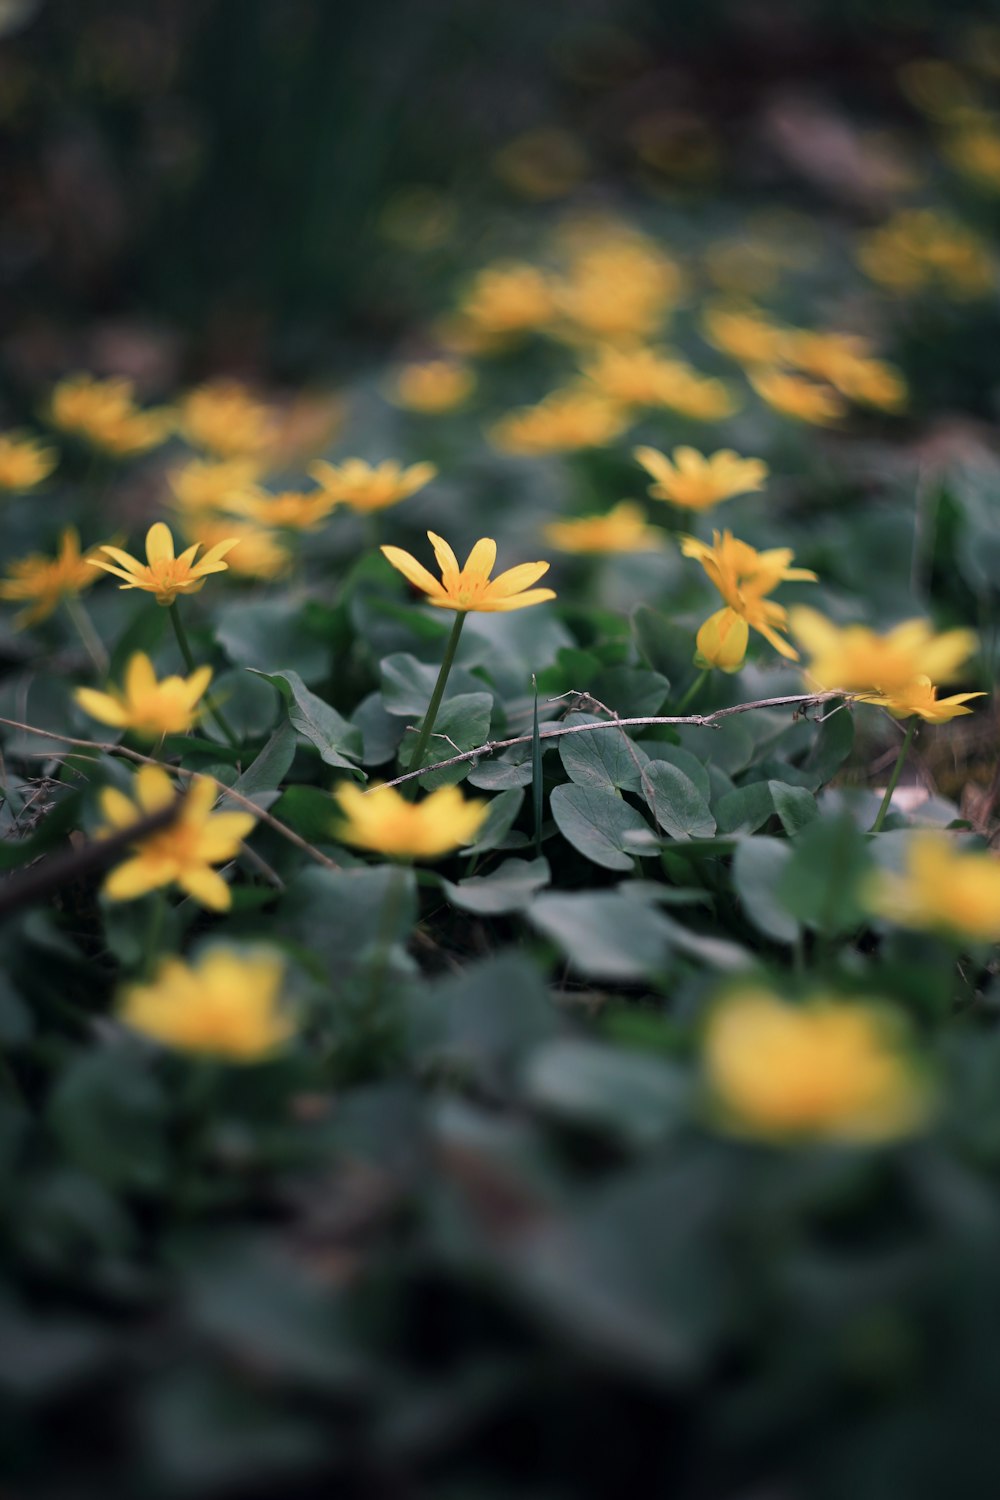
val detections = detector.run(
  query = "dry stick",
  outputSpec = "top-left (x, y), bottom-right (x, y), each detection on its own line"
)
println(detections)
top-left (0, 715), bottom-right (340, 872)
top-left (0, 797), bottom-right (183, 919)
top-left (374, 691), bottom-right (856, 792)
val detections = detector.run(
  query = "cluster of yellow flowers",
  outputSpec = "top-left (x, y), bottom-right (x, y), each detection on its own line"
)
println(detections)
top-left (857, 209), bottom-right (995, 299)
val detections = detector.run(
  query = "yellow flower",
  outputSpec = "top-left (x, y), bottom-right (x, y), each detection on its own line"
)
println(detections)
top-left (309, 457), bottom-right (436, 514)
top-left (580, 345), bottom-right (687, 407)
top-left (0, 528), bottom-right (99, 626)
top-left (176, 379), bottom-right (277, 459)
top-left (488, 389), bottom-right (628, 455)
top-left (166, 457), bottom-right (263, 515)
top-left (386, 359), bottom-right (476, 413)
top-left (748, 367), bottom-right (845, 425)
top-left (183, 518), bottom-right (291, 580)
top-left (781, 332), bottom-right (907, 412)
top-left (857, 210), bottom-right (994, 299)
top-left (635, 445), bottom-right (767, 512)
top-left (49, 374), bottom-right (170, 456)
top-left (0, 430), bottom-right (58, 491)
top-left (550, 235), bottom-right (682, 343)
top-left (218, 487), bottom-right (336, 532)
top-left (89, 521), bottom-right (238, 605)
top-left (654, 362), bottom-right (739, 421)
top-left (789, 608), bottom-right (983, 721)
top-left (946, 124), bottom-right (1000, 190)
top-left (681, 530), bottom-right (816, 665)
top-left (74, 651), bottom-right (213, 738)
top-left (119, 948), bottom-right (292, 1062)
top-left (334, 782), bottom-right (488, 859)
top-left (704, 989), bottom-right (929, 1143)
top-left (701, 302), bottom-right (792, 366)
top-left (457, 262), bottom-right (556, 340)
top-left (693, 608), bottom-right (750, 673)
top-left (381, 531), bottom-right (555, 613)
top-left (543, 501), bottom-right (666, 554)
top-left (865, 832), bottom-right (1000, 944)
top-left (99, 765), bottom-right (256, 909)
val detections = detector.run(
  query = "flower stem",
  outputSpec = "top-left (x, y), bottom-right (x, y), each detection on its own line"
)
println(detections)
top-left (403, 610), bottom-right (466, 795)
top-left (63, 595), bottom-right (108, 675)
top-left (870, 720), bottom-right (917, 833)
top-left (168, 602), bottom-right (240, 750)
top-left (675, 669), bottom-right (709, 715)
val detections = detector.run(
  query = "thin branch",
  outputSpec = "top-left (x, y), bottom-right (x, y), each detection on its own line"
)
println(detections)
top-left (376, 691), bottom-right (855, 791)
top-left (0, 715), bottom-right (340, 872)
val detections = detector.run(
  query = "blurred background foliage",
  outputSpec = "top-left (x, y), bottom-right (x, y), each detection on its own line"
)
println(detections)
top-left (3, 0), bottom-right (1000, 384)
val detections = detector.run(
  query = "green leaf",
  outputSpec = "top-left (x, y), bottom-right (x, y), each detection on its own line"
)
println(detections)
top-left (642, 761), bottom-right (716, 840)
top-left (108, 600), bottom-right (167, 681)
top-left (353, 691), bottom-right (403, 766)
top-left (776, 812), bottom-right (871, 934)
top-left (521, 1038), bottom-right (687, 1147)
top-left (379, 652), bottom-right (483, 717)
top-left (768, 780), bottom-right (819, 835)
top-left (714, 781), bottom-right (775, 835)
top-left (731, 837), bottom-right (799, 944)
top-left (531, 677), bottom-right (544, 854)
top-left (251, 669), bottom-right (361, 771)
top-left (276, 865), bottom-right (416, 976)
top-left (412, 692), bottom-right (492, 788)
top-left (804, 701), bottom-right (855, 788)
top-left (226, 720), bottom-right (298, 801)
top-left (440, 857), bottom-right (550, 914)
top-left (630, 602), bottom-right (689, 682)
top-left (47, 1051), bottom-right (168, 1192)
top-left (550, 785), bottom-right (652, 871)
top-left (216, 597), bottom-right (329, 682)
top-left (461, 787), bottom-right (524, 854)
top-left (559, 715), bottom-right (647, 792)
top-left (644, 744), bottom-right (710, 801)
top-left (529, 891), bottom-right (674, 980)
top-left (589, 665), bottom-right (670, 718)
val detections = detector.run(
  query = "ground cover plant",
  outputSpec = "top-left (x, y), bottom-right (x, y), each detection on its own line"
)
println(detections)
top-left (2, 3), bottom-right (1000, 1497)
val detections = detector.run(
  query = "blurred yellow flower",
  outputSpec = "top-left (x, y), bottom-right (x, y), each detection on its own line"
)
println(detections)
top-left (781, 332), bottom-right (907, 412)
top-left (704, 989), bottom-right (929, 1143)
top-left (309, 457), bottom-right (436, 514)
top-left (382, 530), bottom-right (555, 614)
top-left (789, 608), bottom-right (983, 721)
top-left (581, 345), bottom-right (733, 415)
top-left (74, 651), bottom-right (213, 738)
top-left (50, 374), bottom-right (171, 457)
top-left (858, 209), bottom-right (994, 298)
top-left (551, 234), bottom-right (682, 343)
top-left (219, 486), bottom-right (336, 533)
top-left (167, 457), bottom-right (263, 515)
top-left (488, 389), bottom-right (628, 455)
top-left (702, 302), bottom-right (791, 366)
top-left (386, 359), bottom-right (476, 413)
top-left (176, 379), bottom-right (277, 459)
top-left (120, 948), bottom-right (292, 1062)
top-left (0, 429), bottom-right (57, 491)
top-left (635, 445), bottom-right (767, 511)
top-left (334, 782), bottom-right (488, 859)
top-left (99, 765), bottom-right (255, 910)
top-left (944, 124), bottom-right (1000, 190)
top-left (749, 367), bottom-right (845, 425)
top-left (865, 832), bottom-right (1000, 943)
top-left (544, 501), bottom-right (665, 554)
top-left (184, 517), bottom-right (292, 579)
top-left (90, 521), bottom-right (238, 605)
top-left (0, 528), bottom-right (99, 626)
top-left (457, 262), bottom-right (556, 341)
top-left (493, 126), bottom-right (588, 200)
top-left (681, 530), bottom-right (816, 666)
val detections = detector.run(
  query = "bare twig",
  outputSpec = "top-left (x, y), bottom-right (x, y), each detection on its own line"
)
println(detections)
top-left (376, 691), bottom-right (855, 791)
top-left (0, 715), bottom-right (340, 872)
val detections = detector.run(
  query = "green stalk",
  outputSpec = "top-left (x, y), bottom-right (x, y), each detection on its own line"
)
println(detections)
top-left (403, 610), bottom-right (466, 795)
top-left (63, 595), bottom-right (108, 675)
top-left (870, 720), bottom-right (917, 833)
top-left (168, 602), bottom-right (240, 749)
top-left (675, 669), bottom-right (709, 715)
